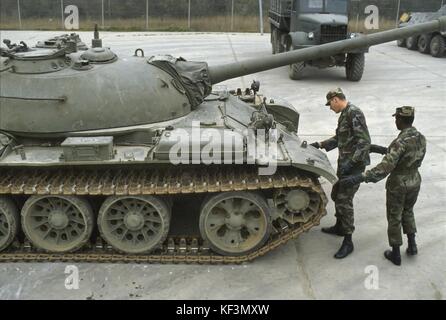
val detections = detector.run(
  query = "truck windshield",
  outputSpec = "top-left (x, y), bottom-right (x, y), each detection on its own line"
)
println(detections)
top-left (298, 0), bottom-right (347, 14)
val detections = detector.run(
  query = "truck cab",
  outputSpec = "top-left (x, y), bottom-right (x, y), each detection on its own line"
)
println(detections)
top-left (269, 0), bottom-right (366, 81)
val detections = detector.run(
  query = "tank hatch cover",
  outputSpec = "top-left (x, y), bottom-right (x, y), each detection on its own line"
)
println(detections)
top-left (80, 47), bottom-right (117, 63)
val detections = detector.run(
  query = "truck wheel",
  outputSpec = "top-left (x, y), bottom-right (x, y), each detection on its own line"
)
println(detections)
top-left (345, 53), bottom-right (365, 82)
top-left (271, 28), bottom-right (277, 54)
top-left (289, 62), bottom-right (305, 80)
top-left (430, 35), bottom-right (445, 58)
top-left (417, 34), bottom-right (432, 54)
top-left (397, 39), bottom-right (406, 47)
top-left (406, 36), bottom-right (419, 50)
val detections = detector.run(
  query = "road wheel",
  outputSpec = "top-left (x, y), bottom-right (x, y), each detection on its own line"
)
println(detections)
top-left (417, 34), bottom-right (432, 54)
top-left (98, 196), bottom-right (171, 254)
top-left (430, 35), bottom-right (445, 58)
top-left (21, 196), bottom-right (94, 253)
top-left (406, 36), bottom-right (419, 50)
top-left (289, 62), bottom-right (305, 80)
top-left (346, 53), bottom-right (365, 82)
top-left (0, 197), bottom-right (19, 252)
top-left (199, 192), bottom-right (271, 256)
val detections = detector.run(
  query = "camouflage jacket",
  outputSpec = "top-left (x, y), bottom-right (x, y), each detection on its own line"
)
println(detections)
top-left (364, 127), bottom-right (426, 190)
top-left (321, 103), bottom-right (371, 169)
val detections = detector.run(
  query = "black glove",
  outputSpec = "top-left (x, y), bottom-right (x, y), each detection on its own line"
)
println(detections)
top-left (370, 144), bottom-right (387, 155)
top-left (310, 142), bottom-right (321, 149)
top-left (341, 174), bottom-right (365, 187)
top-left (339, 161), bottom-right (353, 176)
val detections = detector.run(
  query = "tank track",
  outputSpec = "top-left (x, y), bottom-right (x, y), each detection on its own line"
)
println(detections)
top-left (0, 166), bottom-right (327, 264)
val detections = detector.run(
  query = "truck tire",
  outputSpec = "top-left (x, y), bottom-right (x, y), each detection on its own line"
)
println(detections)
top-left (406, 36), bottom-right (419, 50)
top-left (271, 27), bottom-right (278, 54)
top-left (417, 34), bottom-right (432, 54)
top-left (430, 35), bottom-right (445, 57)
top-left (271, 28), bottom-right (283, 55)
top-left (397, 38), bottom-right (406, 47)
top-left (289, 62), bottom-right (305, 80)
top-left (345, 53), bottom-right (365, 82)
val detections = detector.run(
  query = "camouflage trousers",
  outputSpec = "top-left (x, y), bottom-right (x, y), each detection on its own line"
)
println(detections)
top-left (331, 181), bottom-right (361, 235)
top-left (386, 185), bottom-right (419, 246)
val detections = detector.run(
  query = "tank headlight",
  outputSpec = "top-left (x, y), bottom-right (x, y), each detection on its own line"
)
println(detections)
top-left (308, 32), bottom-right (315, 40)
top-left (350, 33), bottom-right (358, 39)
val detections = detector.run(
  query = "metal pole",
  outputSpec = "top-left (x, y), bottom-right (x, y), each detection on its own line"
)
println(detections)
top-left (61, 0), bottom-right (64, 29)
top-left (146, 0), bottom-right (149, 30)
top-left (17, 0), bottom-right (22, 29)
top-left (102, 0), bottom-right (105, 28)
top-left (258, 0), bottom-right (264, 35)
top-left (395, 0), bottom-right (401, 27)
top-left (188, 0), bottom-right (191, 30)
top-left (231, 0), bottom-right (234, 31)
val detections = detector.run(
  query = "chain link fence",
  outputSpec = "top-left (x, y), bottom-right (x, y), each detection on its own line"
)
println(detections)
top-left (0, 0), bottom-right (444, 32)
top-left (0, 0), bottom-right (270, 32)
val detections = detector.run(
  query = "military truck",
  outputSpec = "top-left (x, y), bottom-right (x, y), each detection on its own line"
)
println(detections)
top-left (397, 5), bottom-right (446, 57)
top-left (269, 0), bottom-right (366, 81)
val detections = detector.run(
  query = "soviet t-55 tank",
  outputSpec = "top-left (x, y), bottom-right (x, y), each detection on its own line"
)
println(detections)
top-left (0, 18), bottom-right (444, 264)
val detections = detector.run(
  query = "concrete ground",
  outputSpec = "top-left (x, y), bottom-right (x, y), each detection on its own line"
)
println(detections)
top-left (0, 30), bottom-right (445, 300)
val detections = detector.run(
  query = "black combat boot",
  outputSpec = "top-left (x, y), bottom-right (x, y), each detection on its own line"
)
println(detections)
top-left (384, 246), bottom-right (401, 266)
top-left (334, 234), bottom-right (354, 259)
top-left (406, 233), bottom-right (418, 256)
top-left (322, 220), bottom-right (343, 236)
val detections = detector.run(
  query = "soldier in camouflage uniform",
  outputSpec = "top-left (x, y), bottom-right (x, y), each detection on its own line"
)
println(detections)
top-left (342, 106), bottom-right (426, 266)
top-left (311, 88), bottom-right (371, 259)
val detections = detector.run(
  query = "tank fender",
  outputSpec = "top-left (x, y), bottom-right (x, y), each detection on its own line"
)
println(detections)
top-left (280, 132), bottom-right (337, 184)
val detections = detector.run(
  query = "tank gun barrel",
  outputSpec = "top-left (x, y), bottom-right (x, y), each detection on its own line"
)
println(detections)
top-left (208, 17), bottom-right (446, 84)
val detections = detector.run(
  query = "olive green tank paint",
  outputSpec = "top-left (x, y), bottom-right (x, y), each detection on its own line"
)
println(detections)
top-left (0, 18), bottom-right (444, 186)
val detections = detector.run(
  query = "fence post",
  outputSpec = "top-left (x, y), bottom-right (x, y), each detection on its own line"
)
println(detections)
top-left (61, 0), bottom-right (64, 29)
top-left (395, 0), bottom-right (401, 27)
top-left (259, 0), bottom-right (264, 35)
top-left (17, 0), bottom-right (22, 29)
top-left (231, 0), bottom-right (234, 31)
top-left (188, 0), bottom-right (191, 29)
top-left (146, 0), bottom-right (149, 30)
top-left (101, 0), bottom-right (105, 28)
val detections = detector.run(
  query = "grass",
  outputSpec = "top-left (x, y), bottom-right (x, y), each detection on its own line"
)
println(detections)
top-left (0, 16), bottom-right (272, 33)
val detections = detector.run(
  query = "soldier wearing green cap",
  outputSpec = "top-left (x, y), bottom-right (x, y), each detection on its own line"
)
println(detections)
top-left (311, 88), bottom-right (371, 259)
top-left (342, 106), bottom-right (426, 266)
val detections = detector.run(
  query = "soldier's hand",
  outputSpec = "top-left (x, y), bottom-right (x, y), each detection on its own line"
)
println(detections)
top-left (340, 174), bottom-right (364, 187)
top-left (339, 161), bottom-right (353, 176)
top-left (310, 142), bottom-right (321, 149)
top-left (370, 144), bottom-right (387, 155)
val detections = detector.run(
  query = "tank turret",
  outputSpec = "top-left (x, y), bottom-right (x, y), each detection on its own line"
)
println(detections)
top-left (0, 18), bottom-right (444, 263)
top-left (0, 18), bottom-right (444, 137)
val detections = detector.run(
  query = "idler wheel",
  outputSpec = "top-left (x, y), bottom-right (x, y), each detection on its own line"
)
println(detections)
top-left (0, 196), bottom-right (19, 252)
top-left (21, 196), bottom-right (94, 252)
top-left (199, 192), bottom-right (271, 256)
top-left (98, 196), bottom-right (171, 254)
